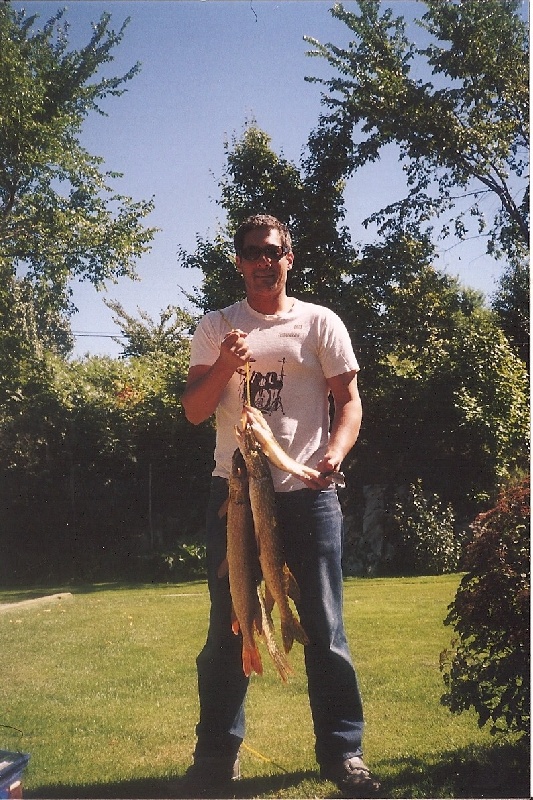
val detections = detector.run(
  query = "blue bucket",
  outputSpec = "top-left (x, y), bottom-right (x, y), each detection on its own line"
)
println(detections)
top-left (0, 751), bottom-right (30, 799)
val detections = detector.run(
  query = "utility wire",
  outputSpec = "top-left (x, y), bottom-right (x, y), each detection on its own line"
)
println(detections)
top-left (72, 331), bottom-right (126, 338)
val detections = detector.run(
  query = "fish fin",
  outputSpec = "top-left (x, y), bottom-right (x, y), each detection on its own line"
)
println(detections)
top-left (231, 607), bottom-right (240, 635)
top-left (282, 613), bottom-right (309, 654)
top-left (256, 585), bottom-right (292, 683)
top-left (293, 615), bottom-right (310, 647)
top-left (253, 614), bottom-right (263, 636)
top-left (283, 564), bottom-right (301, 603)
top-left (242, 644), bottom-right (263, 677)
top-left (217, 497), bottom-right (229, 518)
top-left (263, 583), bottom-right (275, 619)
top-left (281, 622), bottom-right (294, 654)
top-left (217, 557), bottom-right (229, 578)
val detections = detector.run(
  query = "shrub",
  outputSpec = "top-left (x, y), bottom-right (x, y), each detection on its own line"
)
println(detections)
top-left (440, 477), bottom-right (530, 737)
top-left (392, 481), bottom-right (461, 575)
top-left (134, 542), bottom-right (207, 582)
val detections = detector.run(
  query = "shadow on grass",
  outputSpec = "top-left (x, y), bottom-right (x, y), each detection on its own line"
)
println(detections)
top-left (375, 740), bottom-right (530, 799)
top-left (26, 741), bottom-right (529, 799)
top-left (26, 769), bottom-right (316, 799)
top-left (0, 580), bottom-right (208, 605)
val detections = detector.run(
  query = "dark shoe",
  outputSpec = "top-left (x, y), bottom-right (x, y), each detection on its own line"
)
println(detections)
top-left (182, 754), bottom-right (240, 797)
top-left (320, 756), bottom-right (380, 797)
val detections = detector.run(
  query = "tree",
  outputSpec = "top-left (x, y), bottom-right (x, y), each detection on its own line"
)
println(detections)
top-left (179, 124), bottom-right (308, 314)
top-left (301, 0), bottom-right (531, 506)
top-left (304, 0), bottom-right (529, 368)
top-left (0, 5), bottom-right (157, 355)
top-left (105, 300), bottom-right (197, 360)
top-left (351, 242), bottom-right (529, 509)
top-left (441, 477), bottom-right (530, 737)
top-left (304, 0), bottom-right (529, 260)
top-left (492, 259), bottom-right (530, 367)
top-left (179, 120), bottom-right (360, 313)
top-left (0, 347), bottom-right (214, 583)
top-left (391, 480), bottom-right (461, 576)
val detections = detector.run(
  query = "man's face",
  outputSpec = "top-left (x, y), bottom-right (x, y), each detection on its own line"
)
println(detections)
top-left (235, 227), bottom-right (293, 297)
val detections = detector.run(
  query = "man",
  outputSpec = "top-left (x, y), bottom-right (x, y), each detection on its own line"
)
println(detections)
top-left (181, 214), bottom-right (379, 797)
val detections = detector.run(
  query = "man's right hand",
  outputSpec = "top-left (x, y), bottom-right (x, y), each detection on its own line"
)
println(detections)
top-left (220, 329), bottom-right (254, 369)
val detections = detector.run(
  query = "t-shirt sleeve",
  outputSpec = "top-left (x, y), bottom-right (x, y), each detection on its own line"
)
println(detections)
top-left (189, 313), bottom-right (223, 367)
top-left (318, 309), bottom-right (360, 378)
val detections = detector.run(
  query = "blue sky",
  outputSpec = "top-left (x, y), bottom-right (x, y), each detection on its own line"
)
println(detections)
top-left (18, 1), bottom-right (517, 357)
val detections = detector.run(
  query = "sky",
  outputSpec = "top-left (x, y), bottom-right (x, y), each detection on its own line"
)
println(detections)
top-left (17, 0), bottom-right (520, 358)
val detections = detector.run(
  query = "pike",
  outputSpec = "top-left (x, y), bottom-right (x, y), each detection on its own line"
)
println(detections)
top-left (226, 447), bottom-right (263, 678)
top-left (226, 448), bottom-right (291, 681)
top-left (235, 420), bottom-right (309, 655)
top-left (243, 405), bottom-right (346, 488)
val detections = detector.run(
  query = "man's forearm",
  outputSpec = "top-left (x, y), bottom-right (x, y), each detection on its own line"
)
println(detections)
top-left (182, 329), bottom-right (253, 425)
top-left (327, 397), bottom-right (362, 465)
top-left (181, 359), bottom-right (236, 425)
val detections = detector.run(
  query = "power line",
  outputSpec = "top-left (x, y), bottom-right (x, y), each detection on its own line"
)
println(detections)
top-left (72, 331), bottom-right (126, 339)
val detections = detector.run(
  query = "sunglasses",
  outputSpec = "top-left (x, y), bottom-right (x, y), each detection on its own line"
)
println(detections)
top-left (239, 245), bottom-right (289, 262)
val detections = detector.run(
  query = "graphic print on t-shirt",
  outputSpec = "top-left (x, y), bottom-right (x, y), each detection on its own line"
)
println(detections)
top-left (238, 358), bottom-right (286, 415)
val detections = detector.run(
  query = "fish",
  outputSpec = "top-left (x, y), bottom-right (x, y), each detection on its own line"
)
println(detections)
top-left (242, 405), bottom-right (346, 488)
top-left (226, 448), bottom-right (291, 681)
top-left (226, 448), bottom-right (263, 678)
top-left (235, 421), bottom-right (309, 654)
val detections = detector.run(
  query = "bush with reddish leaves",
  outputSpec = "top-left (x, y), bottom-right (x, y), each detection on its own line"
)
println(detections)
top-left (440, 478), bottom-right (530, 737)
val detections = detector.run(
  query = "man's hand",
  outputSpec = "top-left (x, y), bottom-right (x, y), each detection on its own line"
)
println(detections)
top-left (220, 329), bottom-right (254, 370)
top-left (182, 331), bottom-right (254, 425)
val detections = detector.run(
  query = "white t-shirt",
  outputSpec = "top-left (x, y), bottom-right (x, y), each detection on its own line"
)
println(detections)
top-left (189, 298), bottom-right (359, 492)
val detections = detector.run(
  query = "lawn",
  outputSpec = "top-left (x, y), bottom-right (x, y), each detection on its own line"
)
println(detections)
top-left (0, 576), bottom-right (528, 798)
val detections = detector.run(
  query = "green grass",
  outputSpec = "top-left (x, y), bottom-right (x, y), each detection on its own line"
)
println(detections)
top-left (0, 576), bottom-right (528, 798)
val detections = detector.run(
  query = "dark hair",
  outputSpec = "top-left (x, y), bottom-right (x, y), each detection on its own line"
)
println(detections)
top-left (233, 214), bottom-right (292, 255)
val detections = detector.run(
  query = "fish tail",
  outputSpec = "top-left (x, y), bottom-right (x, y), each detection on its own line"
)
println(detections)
top-left (242, 643), bottom-right (263, 677)
top-left (256, 586), bottom-right (292, 682)
top-left (265, 637), bottom-right (292, 683)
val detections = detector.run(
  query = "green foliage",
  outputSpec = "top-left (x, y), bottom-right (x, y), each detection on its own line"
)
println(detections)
top-left (492, 258), bottom-right (530, 367)
top-left (304, 0), bottom-right (529, 367)
top-left (0, 349), bottom-right (214, 583)
top-left (353, 253), bottom-right (529, 509)
top-left (105, 300), bottom-right (197, 360)
top-left (0, 270), bottom-right (49, 408)
top-left (179, 121), bottom-right (358, 314)
top-left (0, 4), bottom-right (157, 353)
top-left (136, 542), bottom-right (207, 582)
top-left (221, 124), bottom-right (305, 232)
top-left (178, 232), bottom-right (242, 314)
top-left (440, 478), bottom-right (530, 737)
top-left (392, 481), bottom-right (461, 575)
top-left (305, 0), bottom-right (529, 262)
top-left (0, 4), bottom-right (176, 582)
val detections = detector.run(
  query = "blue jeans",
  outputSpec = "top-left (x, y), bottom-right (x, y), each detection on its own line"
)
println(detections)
top-left (194, 477), bottom-right (364, 767)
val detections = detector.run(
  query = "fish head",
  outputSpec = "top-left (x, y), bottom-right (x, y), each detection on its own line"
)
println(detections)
top-left (235, 421), bottom-right (265, 466)
top-left (231, 446), bottom-right (247, 475)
